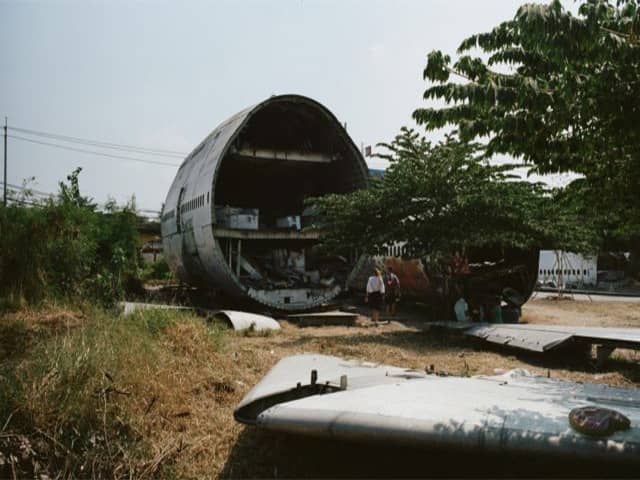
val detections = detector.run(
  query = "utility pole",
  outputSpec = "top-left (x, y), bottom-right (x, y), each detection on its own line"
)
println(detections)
top-left (3, 117), bottom-right (7, 206)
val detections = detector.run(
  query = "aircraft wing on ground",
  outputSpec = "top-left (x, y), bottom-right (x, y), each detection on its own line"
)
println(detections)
top-left (427, 322), bottom-right (640, 364)
top-left (235, 354), bottom-right (640, 464)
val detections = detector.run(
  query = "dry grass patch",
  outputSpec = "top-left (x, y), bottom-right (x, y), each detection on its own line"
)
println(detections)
top-left (0, 306), bottom-right (228, 478)
top-left (2, 300), bottom-right (639, 478)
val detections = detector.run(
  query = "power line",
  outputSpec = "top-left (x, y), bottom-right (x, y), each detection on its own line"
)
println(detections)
top-left (7, 197), bottom-right (40, 207)
top-left (8, 125), bottom-right (187, 158)
top-left (5, 194), bottom-right (162, 218)
top-left (8, 134), bottom-right (181, 168)
top-left (6, 182), bottom-right (54, 198)
top-left (4, 183), bottom-right (162, 214)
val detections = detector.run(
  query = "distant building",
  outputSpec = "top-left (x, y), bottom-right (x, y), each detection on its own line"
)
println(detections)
top-left (538, 250), bottom-right (597, 288)
top-left (141, 235), bottom-right (163, 264)
top-left (137, 218), bottom-right (163, 264)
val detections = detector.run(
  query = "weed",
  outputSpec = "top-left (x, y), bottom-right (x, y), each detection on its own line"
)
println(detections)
top-left (0, 306), bottom-right (227, 478)
top-left (139, 258), bottom-right (173, 283)
top-left (0, 318), bottom-right (29, 362)
top-left (240, 323), bottom-right (277, 338)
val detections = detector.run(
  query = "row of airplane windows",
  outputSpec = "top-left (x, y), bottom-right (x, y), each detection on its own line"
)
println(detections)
top-left (539, 269), bottom-right (590, 276)
top-left (161, 191), bottom-right (211, 223)
top-left (386, 244), bottom-right (408, 257)
top-left (179, 191), bottom-right (211, 216)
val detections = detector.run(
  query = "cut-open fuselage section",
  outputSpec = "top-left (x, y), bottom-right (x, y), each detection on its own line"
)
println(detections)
top-left (210, 98), bottom-right (367, 309)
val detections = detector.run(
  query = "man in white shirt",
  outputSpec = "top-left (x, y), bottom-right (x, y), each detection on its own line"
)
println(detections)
top-left (365, 268), bottom-right (385, 325)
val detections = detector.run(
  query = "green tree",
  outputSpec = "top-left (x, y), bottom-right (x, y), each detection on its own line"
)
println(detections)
top-left (310, 128), bottom-right (594, 265)
top-left (413, 0), bottom-right (640, 247)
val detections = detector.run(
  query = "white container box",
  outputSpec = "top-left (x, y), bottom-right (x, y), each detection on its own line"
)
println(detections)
top-left (229, 213), bottom-right (258, 230)
top-left (216, 206), bottom-right (259, 230)
top-left (276, 215), bottom-right (301, 230)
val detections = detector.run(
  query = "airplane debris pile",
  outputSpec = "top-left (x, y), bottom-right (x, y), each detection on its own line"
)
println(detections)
top-left (237, 245), bottom-right (350, 293)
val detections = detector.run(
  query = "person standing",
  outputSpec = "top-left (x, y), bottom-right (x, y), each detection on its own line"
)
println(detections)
top-left (384, 266), bottom-right (401, 318)
top-left (365, 268), bottom-right (385, 325)
top-left (454, 296), bottom-right (469, 322)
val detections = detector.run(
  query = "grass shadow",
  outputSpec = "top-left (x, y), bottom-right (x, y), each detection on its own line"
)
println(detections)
top-left (220, 426), bottom-right (638, 478)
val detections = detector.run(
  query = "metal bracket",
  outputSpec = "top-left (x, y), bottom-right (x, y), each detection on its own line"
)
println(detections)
top-left (595, 345), bottom-right (615, 369)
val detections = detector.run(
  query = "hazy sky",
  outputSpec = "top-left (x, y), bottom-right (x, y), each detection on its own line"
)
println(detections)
top-left (0, 0), bottom-right (576, 213)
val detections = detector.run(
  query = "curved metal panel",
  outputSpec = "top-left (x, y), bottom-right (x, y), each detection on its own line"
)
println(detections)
top-left (212, 310), bottom-right (281, 331)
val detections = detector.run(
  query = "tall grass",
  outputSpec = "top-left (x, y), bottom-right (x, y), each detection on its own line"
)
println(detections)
top-left (0, 306), bottom-right (227, 478)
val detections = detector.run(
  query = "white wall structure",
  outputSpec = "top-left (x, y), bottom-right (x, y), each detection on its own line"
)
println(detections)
top-left (538, 250), bottom-right (597, 288)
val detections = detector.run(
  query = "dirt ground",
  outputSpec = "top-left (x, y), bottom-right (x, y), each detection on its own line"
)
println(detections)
top-left (200, 297), bottom-right (640, 479)
top-left (8, 297), bottom-right (637, 478)
top-left (523, 294), bottom-right (640, 327)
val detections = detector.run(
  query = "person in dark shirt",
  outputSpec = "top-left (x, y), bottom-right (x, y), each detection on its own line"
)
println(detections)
top-left (384, 266), bottom-right (401, 318)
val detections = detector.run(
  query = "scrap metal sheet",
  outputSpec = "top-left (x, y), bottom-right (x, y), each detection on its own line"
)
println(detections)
top-left (235, 354), bottom-right (640, 463)
top-left (212, 310), bottom-right (280, 331)
top-left (429, 322), bottom-right (640, 352)
top-left (465, 325), bottom-right (573, 352)
top-left (464, 324), bottom-right (640, 352)
top-left (513, 324), bottom-right (640, 345)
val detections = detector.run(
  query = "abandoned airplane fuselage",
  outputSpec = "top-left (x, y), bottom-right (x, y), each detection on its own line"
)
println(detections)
top-left (161, 95), bottom-right (369, 311)
top-left (162, 95), bottom-right (538, 311)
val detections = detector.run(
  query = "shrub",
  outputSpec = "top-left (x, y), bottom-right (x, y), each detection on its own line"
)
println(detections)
top-left (139, 258), bottom-right (173, 283)
top-left (0, 169), bottom-right (140, 306)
